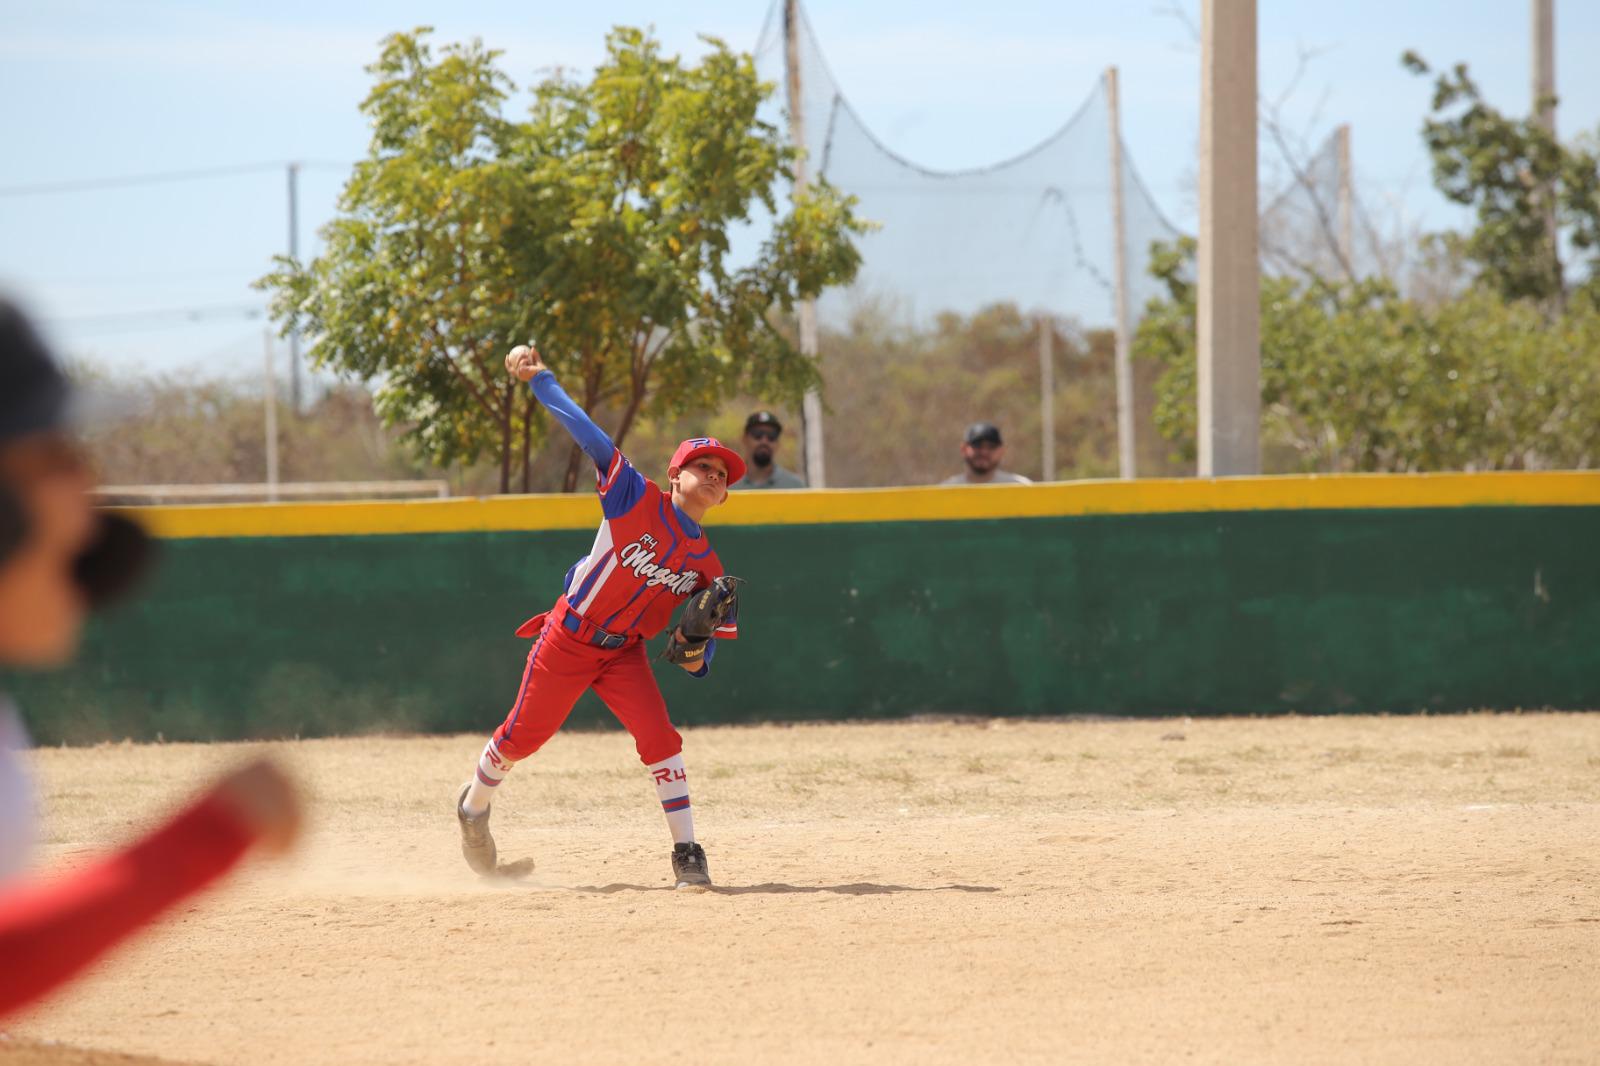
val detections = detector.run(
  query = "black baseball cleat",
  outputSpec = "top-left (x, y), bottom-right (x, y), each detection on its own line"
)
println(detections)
top-left (456, 783), bottom-right (498, 877)
top-left (671, 841), bottom-right (711, 889)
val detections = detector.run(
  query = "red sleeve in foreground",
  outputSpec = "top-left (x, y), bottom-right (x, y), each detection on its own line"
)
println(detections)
top-left (0, 791), bottom-right (258, 1019)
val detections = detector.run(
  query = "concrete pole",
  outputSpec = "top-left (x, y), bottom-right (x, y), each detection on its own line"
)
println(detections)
top-left (1197, 0), bottom-right (1260, 477)
top-left (287, 162), bottom-right (303, 413)
top-left (785, 0), bottom-right (826, 487)
top-left (1038, 315), bottom-right (1055, 482)
top-left (1532, 0), bottom-right (1555, 134)
top-left (1532, 0), bottom-right (1559, 295)
top-left (1336, 124), bottom-right (1354, 277)
top-left (1105, 67), bottom-right (1136, 480)
top-left (263, 328), bottom-right (280, 503)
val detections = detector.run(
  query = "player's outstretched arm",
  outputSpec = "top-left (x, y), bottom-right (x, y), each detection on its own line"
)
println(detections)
top-left (0, 760), bottom-right (300, 1020)
top-left (506, 345), bottom-right (615, 471)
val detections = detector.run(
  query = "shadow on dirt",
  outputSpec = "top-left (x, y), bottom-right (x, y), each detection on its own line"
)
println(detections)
top-left (568, 881), bottom-right (1000, 895)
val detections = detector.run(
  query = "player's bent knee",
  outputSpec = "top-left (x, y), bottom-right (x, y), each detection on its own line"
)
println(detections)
top-left (635, 729), bottom-right (683, 767)
top-left (491, 725), bottom-right (547, 764)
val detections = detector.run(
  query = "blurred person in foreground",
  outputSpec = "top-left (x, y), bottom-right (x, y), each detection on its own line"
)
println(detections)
top-left (0, 298), bottom-right (302, 1020)
top-left (735, 410), bottom-right (806, 490)
top-left (941, 422), bottom-right (1033, 486)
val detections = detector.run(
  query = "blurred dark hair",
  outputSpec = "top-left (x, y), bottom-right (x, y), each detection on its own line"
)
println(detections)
top-left (0, 296), bottom-right (153, 606)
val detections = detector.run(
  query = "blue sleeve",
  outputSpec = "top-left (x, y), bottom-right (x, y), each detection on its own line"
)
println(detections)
top-left (530, 371), bottom-right (615, 471)
top-left (688, 638), bottom-right (716, 679)
top-left (531, 370), bottom-right (646, 515)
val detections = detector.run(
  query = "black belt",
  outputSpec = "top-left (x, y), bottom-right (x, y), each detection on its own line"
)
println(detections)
top-left (562, 611), bottom-right (630, 649)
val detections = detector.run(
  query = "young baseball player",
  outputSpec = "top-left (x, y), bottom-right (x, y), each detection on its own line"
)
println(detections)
top-left (455, 343), bottom-right (743, 888)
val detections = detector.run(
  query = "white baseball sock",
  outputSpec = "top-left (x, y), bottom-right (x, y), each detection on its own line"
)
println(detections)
top-left (648, 753), bottom-right (695, 844)
top-left (463, 738), bottom-right (513, 816)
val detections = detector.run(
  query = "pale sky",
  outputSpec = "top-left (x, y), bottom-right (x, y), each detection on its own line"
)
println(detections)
top-left (2, 0), bottom-right (1595, 380)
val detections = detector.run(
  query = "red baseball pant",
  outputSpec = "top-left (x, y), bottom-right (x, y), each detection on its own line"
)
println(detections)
top-left (491, 615), bottom-right (682, 766)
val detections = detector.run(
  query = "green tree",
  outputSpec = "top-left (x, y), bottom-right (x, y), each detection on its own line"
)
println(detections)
top-left (780, 300), bottom-right (1173, 486)
top-left (262, 27), bottom-right (864, 492)
top-left (64, 365), bottom-right (503, 496)
top-left (1136, 60), bottom-right (1600, 475)
top-left (1135, 239), bottom-right (1600, 472)
top-left (1403, 51), bottom-right (1600, 313)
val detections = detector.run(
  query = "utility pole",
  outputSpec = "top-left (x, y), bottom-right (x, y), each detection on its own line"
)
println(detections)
top-left (1197, 0), bottom-right (1260, 477)
top-left (287, 162), bottom-right (302, 412)
top-left (263, 328), bottom-right (280, 502)
top-left (1336, 124), bottom-right (1354, 277)
top-left (1532, 0), bottom-right (1556, 134)
top-left (1532, 0), bottom-right (1559, 297)
top-left (1105, 66), bottom-right (1136, 480)
top-left (1038, 315), bottom-right (1055, 482)
top-left (785, 0), bottom-right (826, 487)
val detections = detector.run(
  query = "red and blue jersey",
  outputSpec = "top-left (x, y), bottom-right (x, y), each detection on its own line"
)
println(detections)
top-left (529, 370), bottom-right (738, 648)
top-left (562, 449), bottom-right (737, 641)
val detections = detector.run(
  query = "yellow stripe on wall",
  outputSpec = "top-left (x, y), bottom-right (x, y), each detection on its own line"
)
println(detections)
top-left (119, 470), bottom-right (1600, 540)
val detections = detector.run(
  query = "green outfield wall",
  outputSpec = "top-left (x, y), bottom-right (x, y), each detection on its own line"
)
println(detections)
top-left (8, 472), bottom-right (1600, 744)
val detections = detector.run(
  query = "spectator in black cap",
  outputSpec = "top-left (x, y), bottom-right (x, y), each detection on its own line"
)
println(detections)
top-left (942, 421), bottom-right (1032, 485)
top-left (737, 410), bottom-right (806, 490)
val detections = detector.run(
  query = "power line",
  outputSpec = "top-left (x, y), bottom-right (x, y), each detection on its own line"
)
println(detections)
top-left (44, 303), bottom-right (267, 335)
top-left (0, 162), bottom-right (283, 197)
top-left (0, 160), bottom-right (349, 198)
top-left (26, 268), bottom-right (272, 287)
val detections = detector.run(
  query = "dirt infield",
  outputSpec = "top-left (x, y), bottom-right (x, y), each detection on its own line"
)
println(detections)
top-left (5, 713), bottom-right (1598, 1065)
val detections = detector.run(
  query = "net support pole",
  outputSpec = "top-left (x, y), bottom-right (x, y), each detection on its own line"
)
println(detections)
top-left (1532, 0), bottom-right (1559, 294)
top-left (785, 0), bottom-right (826, 487)
top-left (1197, 0), bottom-right (1260, 476)
top-left (1038, 314), bottom-right (1055, 482)
top-left (1105, 67), bottom-right (1136, 480)
top-left (286, 162), bottom-right (302, 413)
top-left (1336, 124), bottom-right (1354, 276)
top-left (263, 328), bottom-right (280, 503)
top-left (1532, 0), bottom-right (1555, 134)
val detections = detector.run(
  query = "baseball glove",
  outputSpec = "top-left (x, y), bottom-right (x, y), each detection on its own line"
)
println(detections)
top-left (662, 575), bottom-right (744, 667)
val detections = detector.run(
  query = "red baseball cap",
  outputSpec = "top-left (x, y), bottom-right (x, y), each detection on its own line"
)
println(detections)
top-left (669, 436), bottom-right (746, 486)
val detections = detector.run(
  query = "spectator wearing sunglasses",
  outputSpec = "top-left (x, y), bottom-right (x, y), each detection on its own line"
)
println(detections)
top-left (737, 411), bottom-right (806, 490)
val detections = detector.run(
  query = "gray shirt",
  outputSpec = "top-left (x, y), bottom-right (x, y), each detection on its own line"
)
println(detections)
top-left (0, 698), bottom-right (35, 880)
top-left (740, 464), bottom-right (808, 490)
top-left (941, 469), bottom-right (1033, 485)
